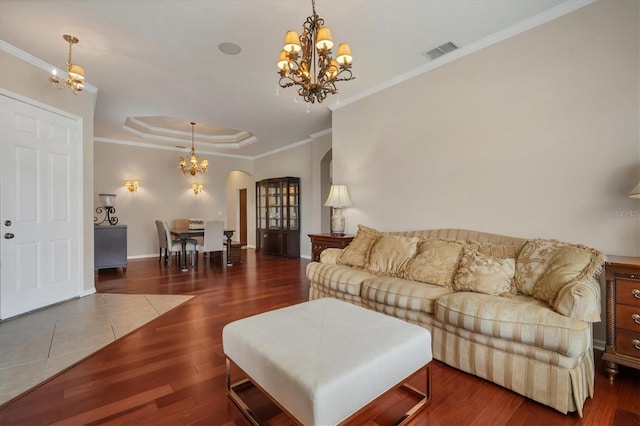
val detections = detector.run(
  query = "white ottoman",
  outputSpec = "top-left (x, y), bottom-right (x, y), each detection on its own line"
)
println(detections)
top-left (223, 298), bottom-right (432, 425)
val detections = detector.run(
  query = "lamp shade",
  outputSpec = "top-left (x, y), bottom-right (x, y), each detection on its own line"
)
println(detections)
top-left (324, 185), bottom-right (352, 207)
top-left (99, 193), bottom-right (116, 208)
top-left (629, 181), bottom-right (640, 199)
top-left (316, 27), bottom-right (333, 50)
top-left (284, 31), bottom-right (302, 53)
top-left (336, 43), bottom-right (352, 65)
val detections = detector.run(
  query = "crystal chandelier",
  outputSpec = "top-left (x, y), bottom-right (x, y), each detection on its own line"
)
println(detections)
top-left (277, 0), bottom-right (354, 104)
top-left (178, 122), bottom-right (208, 176)
top-left (49, 34), bottom-right (85, 95)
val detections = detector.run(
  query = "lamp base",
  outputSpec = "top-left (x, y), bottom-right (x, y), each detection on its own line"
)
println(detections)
top-left (330, 208), bottom-right (346, 235)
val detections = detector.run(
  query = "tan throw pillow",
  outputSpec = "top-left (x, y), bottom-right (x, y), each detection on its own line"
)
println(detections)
top-left (366, 235), bottom-right (420, 276)
top-left (336, 225), bottom-right (381, 269)
top-left (532, 245), bottom-right (605, 304)
top-left (453, 249), bottom-right (515, 296)
top-left (515, 239), bottom-right (605, 300)
top-left (403, 239), bottom-right (464, 287)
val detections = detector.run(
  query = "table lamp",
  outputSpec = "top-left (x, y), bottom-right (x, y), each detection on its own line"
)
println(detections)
top-left (324, 184), bottom-right (352, 235)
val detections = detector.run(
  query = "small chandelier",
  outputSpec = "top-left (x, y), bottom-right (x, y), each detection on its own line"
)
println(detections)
top-left (277, 0), bottom-right (354, 104)
top-left (49, 34), bottom-right (85, 95)
top-left (178, 122), bottom-right (208, 176)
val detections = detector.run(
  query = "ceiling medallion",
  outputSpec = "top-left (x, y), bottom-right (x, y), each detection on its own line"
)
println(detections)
top-left (277, 0), bottom-right (354, 104)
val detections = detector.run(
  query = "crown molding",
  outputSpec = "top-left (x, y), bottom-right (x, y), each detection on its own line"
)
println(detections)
top-left (0, 39), bottom-right (98, 94)
top-left (329, 0), bottom-right (596, 112)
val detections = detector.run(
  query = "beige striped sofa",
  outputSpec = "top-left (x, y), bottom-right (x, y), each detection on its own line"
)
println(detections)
top-left (306, 227), bottom-right (605, 417)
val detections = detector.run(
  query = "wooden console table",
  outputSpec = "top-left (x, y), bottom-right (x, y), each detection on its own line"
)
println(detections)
top-left (308, 233), bottom-right (355, 262)
top-left (602, 255), bottom-right (640, 381)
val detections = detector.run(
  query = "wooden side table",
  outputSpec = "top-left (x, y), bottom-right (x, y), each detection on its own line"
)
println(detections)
top-left (602, 255), bottom-right (640, 381)
top-left (308, 233), bottom-right (355, 262)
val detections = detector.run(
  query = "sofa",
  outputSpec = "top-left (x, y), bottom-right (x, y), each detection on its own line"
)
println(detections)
top-left (306, 226), bottom-right (605, 417)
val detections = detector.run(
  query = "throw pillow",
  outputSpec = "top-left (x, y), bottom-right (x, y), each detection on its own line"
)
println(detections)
top-left (452, 249), bottom-right (515, 296)
top-left (336, 225), bottom-right (381, 269)
top-left (514, 239), bottom-right (605, 300)
top-left (366, 235), bottom-right (421, 276)
top-left (466, 241), bottom-right (523, 259)
top-left (531, 244), bottom-right (605, 305)
top-left (403, 239), bottom-right (465, 287)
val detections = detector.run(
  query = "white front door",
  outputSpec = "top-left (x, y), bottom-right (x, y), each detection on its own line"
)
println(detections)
top-left (0, 94), bottom-right (82, 319)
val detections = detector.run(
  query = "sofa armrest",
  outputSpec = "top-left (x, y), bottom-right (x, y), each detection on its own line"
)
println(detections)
top-left (552, 276), bottom-right (601, 322)
top-left (320, 248), bottom-right (343, 264)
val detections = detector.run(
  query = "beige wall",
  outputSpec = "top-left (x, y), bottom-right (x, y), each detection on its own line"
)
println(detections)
top-left (93, 142), bottom-right (253, 257)
top-left (0, 49), bottom-right (97, 294)
top-left (226, 170), bottom-right (256, 247)
top-left (254, 134), bottom-right (331, 259)
top-left (333, 0), bottom-right (640, 257)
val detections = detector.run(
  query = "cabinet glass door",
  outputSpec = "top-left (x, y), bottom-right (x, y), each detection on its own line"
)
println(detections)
top-left (257, 183), bottom-right (266, 229)
top-left (267, 183), bottom-right (282, 229)
top-left (288, 181), bottom-right (299, 231)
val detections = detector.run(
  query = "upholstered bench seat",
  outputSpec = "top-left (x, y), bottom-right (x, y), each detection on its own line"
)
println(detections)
top-left (222, 298), bottom-right (432, 425)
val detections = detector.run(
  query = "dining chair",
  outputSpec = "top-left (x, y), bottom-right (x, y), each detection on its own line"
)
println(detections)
top-left (175, 218), bottom-right (203, 246)
top-left (155, 219), bottom-right (170, 264)
top-left (160, 220), bottom-right (197, 268)
top-left (198, 220), bottom-right (224, 264)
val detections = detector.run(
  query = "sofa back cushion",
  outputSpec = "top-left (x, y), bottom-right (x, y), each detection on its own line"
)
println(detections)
top-left (336, 225), bottom-right (381, 269)
top-left (403, 239), bottom-right (464, 287)
top-left (366, 235), bottom-right (420, 276)
top-left (514, 239), bottom-right (605, 304)
top-left (452, 248), bottom-right (516, 296)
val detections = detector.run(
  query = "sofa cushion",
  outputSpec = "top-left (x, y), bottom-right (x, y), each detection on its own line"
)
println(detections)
top-left (514, 239), bottom-right (605, 303)
top-left (403, 239), bottom-right (464, 287)
top-left (366, 235), bottom-right (420, 276)
top-left (452, 249), bottom-right (515, 296)
top-left (434, 292), bottom-right (591, 357)
top-left (361, 276), bottom-right (452, 315)
top-left (306, 263), bottom-right (374, 297)
top-left (336, 225), bottom-right (381, 269)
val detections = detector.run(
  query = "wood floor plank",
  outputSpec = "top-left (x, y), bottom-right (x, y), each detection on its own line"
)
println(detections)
top-left (0, 250), bottom-right (638, 425)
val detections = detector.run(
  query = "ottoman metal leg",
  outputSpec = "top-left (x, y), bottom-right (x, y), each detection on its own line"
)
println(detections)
top-left (226, 357), bottom-right (431, 426)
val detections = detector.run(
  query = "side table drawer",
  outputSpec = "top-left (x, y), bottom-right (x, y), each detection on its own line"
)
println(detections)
top-left (616, 329), bottom-right (640, 358)
top-left (617, 278), bottom-right (640, 307)
top-left (616, 304), bottom-right (640, 333)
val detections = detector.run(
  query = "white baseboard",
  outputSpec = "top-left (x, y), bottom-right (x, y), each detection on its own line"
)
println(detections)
top-left (593, 339), bottom-right (605, 351)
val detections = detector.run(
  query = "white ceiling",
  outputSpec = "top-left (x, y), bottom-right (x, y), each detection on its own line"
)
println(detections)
top-left (0, 0), bottom-right (580, 159)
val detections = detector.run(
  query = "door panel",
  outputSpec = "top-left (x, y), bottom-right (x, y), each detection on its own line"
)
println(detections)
top-left (1, 94), bottom-right (82, 319)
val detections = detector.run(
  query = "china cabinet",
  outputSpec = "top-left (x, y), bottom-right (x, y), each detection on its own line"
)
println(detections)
top-left (256, 177), bottom-right (300, 258)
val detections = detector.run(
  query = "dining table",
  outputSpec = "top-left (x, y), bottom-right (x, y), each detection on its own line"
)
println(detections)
top-left (170, 228), bottom-right (235, 271)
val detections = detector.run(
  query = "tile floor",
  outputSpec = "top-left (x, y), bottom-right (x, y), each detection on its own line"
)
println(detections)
top-left (0, 293), bottom-right (193, 405)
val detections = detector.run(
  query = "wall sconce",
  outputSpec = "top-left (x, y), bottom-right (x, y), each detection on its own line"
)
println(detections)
top-left (324, 184), bottom-right (352, 235)
top-left (124, 180), bottom-right (140, 192)
top-left (628, 181), bottom-right (640, 199)
top-left (192, 183), bottom-right (204, 195)
top-left (94, 193), bottom-right (118, 225)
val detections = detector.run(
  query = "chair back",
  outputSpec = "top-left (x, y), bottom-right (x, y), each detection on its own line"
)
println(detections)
top-left (155, 220), bottom-right (169, 250)
top-left (174, 218), bottom-right (189, 231)
top-left (203, 220), bottom-right (224, 252)
top-left (162, 220), bottom-right (176, 248)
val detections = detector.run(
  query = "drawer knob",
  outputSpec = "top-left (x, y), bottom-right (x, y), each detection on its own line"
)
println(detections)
top-left (634, 314), bottom-right (640, 325)
top-left (634, 289), bottom-right (640, 299)
top-left (634, 339), bottom-right (640, 351)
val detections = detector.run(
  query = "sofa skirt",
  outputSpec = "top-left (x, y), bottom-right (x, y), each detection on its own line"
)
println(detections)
top-left (431, 324), bottom-right (595, 417)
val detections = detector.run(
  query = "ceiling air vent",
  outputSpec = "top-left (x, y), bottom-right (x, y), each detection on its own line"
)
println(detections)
top-left (423, 41), bottom-right (458, 60)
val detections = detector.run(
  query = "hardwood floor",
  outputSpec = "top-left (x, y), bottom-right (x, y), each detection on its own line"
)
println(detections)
top-left (0, 249), bottom-right (638, 425)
